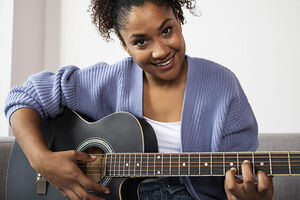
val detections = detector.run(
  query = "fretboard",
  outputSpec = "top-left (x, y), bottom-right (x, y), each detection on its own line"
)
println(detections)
top-left (105, 151), bottom-right (300, 177)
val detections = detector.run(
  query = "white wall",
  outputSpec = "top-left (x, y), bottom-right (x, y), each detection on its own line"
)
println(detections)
top-left (2, 0), bottom-right (300, 136)
top-left (0, 0), bottom-right (14, 136)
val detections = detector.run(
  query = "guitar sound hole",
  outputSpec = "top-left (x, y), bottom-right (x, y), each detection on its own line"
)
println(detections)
top-left (79, 147), bottom-right (106, 183)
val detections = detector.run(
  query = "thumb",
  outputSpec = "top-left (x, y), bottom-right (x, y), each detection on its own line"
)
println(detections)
top-left (72, 151), bottom-right (97, 163)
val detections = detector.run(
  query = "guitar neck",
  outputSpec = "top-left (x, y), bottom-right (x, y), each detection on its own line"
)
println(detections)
top-left (105, 151), bottom-right (300, 177)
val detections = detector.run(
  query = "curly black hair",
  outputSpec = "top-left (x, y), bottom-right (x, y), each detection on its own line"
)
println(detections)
top-left (89, 0), bottom-right (196, 42)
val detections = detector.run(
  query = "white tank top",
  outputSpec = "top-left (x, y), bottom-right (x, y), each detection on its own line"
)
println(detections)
top-left (144, 117), bottom-right (182, 153)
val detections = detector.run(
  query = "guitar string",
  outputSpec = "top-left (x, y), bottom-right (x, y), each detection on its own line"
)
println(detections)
top-left (76, 158), bottom-right (300, 165)
top-left (76, 155), bottom-right (300, 161)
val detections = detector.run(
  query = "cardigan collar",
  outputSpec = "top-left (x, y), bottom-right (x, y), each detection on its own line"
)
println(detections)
top-left (128, 55), bottom-right (194, 118)
top-left (128, 55), bottom-right (209, 152)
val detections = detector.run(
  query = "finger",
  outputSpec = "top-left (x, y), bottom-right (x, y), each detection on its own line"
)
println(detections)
top-left (225, 167), bottom-right (241, 198)
top-left (72, 183), bottom-right (106, 200)
top-left (79, 174), bottom-right (110, 194)
top-left (71, 151), bottom-right (96, 163)
top-left (235, 176), bottom-right (243, 184)
top-left (241, 160), bottom-right (256, 192)
top-left (257, 171), bottom-right (273, 195)
top-left (63, 188), bottom-right (81, 200)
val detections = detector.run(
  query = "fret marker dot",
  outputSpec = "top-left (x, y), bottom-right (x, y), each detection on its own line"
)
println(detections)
top-left (157, 171), bottom-right (161, 174)
top-left (183, 163), bottom-right (186, 166)
top-left (230, 162), bottom-right (234, 166)
top-left (126, 163), bottom-right (128, 167)
top-left (137, 163), bottom-right (140, 166)
top-left (204, 163), bottom-right (208, 166)
top-left (157, 156), bottom-right (161, 159)
top-left (260, 162), bottom-right (264, 166)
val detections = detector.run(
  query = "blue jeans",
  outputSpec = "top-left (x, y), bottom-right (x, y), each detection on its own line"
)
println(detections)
top-left (139, 178), bottom-right (194, 200)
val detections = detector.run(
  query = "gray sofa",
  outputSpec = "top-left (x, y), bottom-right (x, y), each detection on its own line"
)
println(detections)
top-left (1, 134), bottom-right (299, 200)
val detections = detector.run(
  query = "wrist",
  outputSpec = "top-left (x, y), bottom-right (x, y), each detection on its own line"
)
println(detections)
top-left (29, 148), bottom-right (53, 172)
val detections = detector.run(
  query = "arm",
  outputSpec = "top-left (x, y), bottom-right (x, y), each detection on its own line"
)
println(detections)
top-left (10, 108), bottom-right (109, 200)
top-left (6, 65), bottom-right (112, 200)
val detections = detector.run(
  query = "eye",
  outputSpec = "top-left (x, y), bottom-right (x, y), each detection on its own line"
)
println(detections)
top-left (134, 39), bottom-right (147, 47)
top-left (162, 27), bottom-right (172, 36)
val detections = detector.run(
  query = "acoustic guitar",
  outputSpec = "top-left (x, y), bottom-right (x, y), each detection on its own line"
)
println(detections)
top-left (6, 109), bottom-right (300, 199)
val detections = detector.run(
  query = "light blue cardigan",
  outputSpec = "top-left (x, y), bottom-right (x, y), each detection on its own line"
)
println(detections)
top-left (5, 56), bottom-right (258, 199)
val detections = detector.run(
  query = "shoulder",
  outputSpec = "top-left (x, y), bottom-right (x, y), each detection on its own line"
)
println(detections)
top-left (187, 56), bottom-right (237, 80)
top-left (76, 57), bottom-right (134, 74)
top-left (186, 56), bottom-right (246, 101)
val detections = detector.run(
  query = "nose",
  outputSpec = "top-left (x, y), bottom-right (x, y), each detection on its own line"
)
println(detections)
top-left (152, 40), bottom-right (169, 60)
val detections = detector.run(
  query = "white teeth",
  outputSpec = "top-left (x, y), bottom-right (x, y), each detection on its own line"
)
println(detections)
top-left (155, 58), bottom-right (173, 66)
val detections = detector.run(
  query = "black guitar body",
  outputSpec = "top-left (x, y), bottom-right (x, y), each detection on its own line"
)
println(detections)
top-left (6, 109), bottom-right (158, 200)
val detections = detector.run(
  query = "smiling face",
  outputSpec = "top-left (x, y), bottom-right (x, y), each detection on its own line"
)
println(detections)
top-left (119, 2), bottom-right (186, 82)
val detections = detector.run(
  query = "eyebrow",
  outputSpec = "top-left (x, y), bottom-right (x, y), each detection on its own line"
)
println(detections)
top-left (129, 18), bottom-right (172, 39)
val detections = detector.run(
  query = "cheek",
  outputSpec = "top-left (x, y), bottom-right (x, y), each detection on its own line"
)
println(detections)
top-left (132, 51), bottom-right (152, 67)
top-left (169, 33), bottom-right (185, 50)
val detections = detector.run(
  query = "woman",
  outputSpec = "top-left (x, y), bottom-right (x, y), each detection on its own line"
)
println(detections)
top-left (5, 0), bottom-right (273, 199)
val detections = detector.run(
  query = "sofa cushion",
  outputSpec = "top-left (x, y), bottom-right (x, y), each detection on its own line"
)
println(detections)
top-left (0, 137), bottom-right (14, 200)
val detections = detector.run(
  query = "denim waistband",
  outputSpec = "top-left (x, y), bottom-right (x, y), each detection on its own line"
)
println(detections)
top-left (140, 177), bottom-right (186, 195)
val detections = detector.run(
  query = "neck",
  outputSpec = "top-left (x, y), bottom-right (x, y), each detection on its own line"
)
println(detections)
top-left (103, 151), bottom-right (300, 178)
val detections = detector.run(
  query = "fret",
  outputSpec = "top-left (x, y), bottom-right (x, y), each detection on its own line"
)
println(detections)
top-left (180, 153), bottom-right (189, 176)
top-left (147, 154), bottom-right (149, 176)
top-left (252, 152), bottom-right (255, 175)
top-left (237, 153), bottom-right (239, 175)
top-left (112, 153), bottom-right (116, 177)
top-left (269, 152), bottom-right (272, 175)
top-left (115, 154), bottom-right (120, 177)
top-left (290, 152), bottom-right (300, 175)
top-left (212, 153), bottom-right (224, 175)
top-left (200, 153), bottom-right (211, 175)
top-left (133, 153), bottom-right (136, 177)
top-left (154, 154), bottom-right (162, 176)
top-left (210, 153), bottom-right (212, 176)
top-left (141, 153), bottom-right (148, 176)
top-left (163, 154), bottom-right (171, 176)
top-left (238, 153), bottom-right (252, 176)
top-left (223, 153), bottom-right (225, 175)
top-left (171, 154), bottom-right (180, 176)
top-left (189, 153), bottom-right (199, 176)
top-left (162, 154), bottom-right (164, 176)
top-left (135, 153), bottom-right (142, 177)
top-left (253, 152), bottom-right (270, 175)
top-left (148, 154), bottom-right (155, 176)
top-left (225, 153), bottom-right (238, 174)
top-left (288, 152), bottom-right (291, 175)
top-left (119, 153), bottom-right (125, 177)
top-left (124, 154), bottom-right (130, 176)
top-left (129, 154), bottom-right (135, 177)
top-left (106, 154), bottom-right (112, 176)
top-left (271, 152), bottom-right (289, 175)
top-left (188, 154), bottom-right (191, 176)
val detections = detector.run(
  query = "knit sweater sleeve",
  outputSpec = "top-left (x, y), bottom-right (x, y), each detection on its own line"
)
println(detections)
top-left (219, 76), bottom-right (258, 152)
top-left (4, 65), bottom-right (80, 121)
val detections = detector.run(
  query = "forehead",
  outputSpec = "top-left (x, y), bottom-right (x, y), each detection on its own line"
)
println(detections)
top-left (121, 3), bottom-right (175, 37)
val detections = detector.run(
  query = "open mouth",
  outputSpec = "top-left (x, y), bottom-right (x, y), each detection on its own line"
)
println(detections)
top-left (154, 57), bottom-right (173, 66)
top-left (152, 55), bottom-right (175, 68)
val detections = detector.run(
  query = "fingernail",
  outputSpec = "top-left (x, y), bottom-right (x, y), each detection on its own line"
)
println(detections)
top-left (243, 160), bottom-right (251, 164)
top-left (90, 155), bottom-right (97, 159)
top-left (105, 190), bottom-right (110, 194)
top-left (230, 167), bottom-right (236, 172)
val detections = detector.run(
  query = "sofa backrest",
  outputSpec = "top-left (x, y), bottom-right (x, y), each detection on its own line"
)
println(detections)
top-left (258, 134), bottom-right (300, 200)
